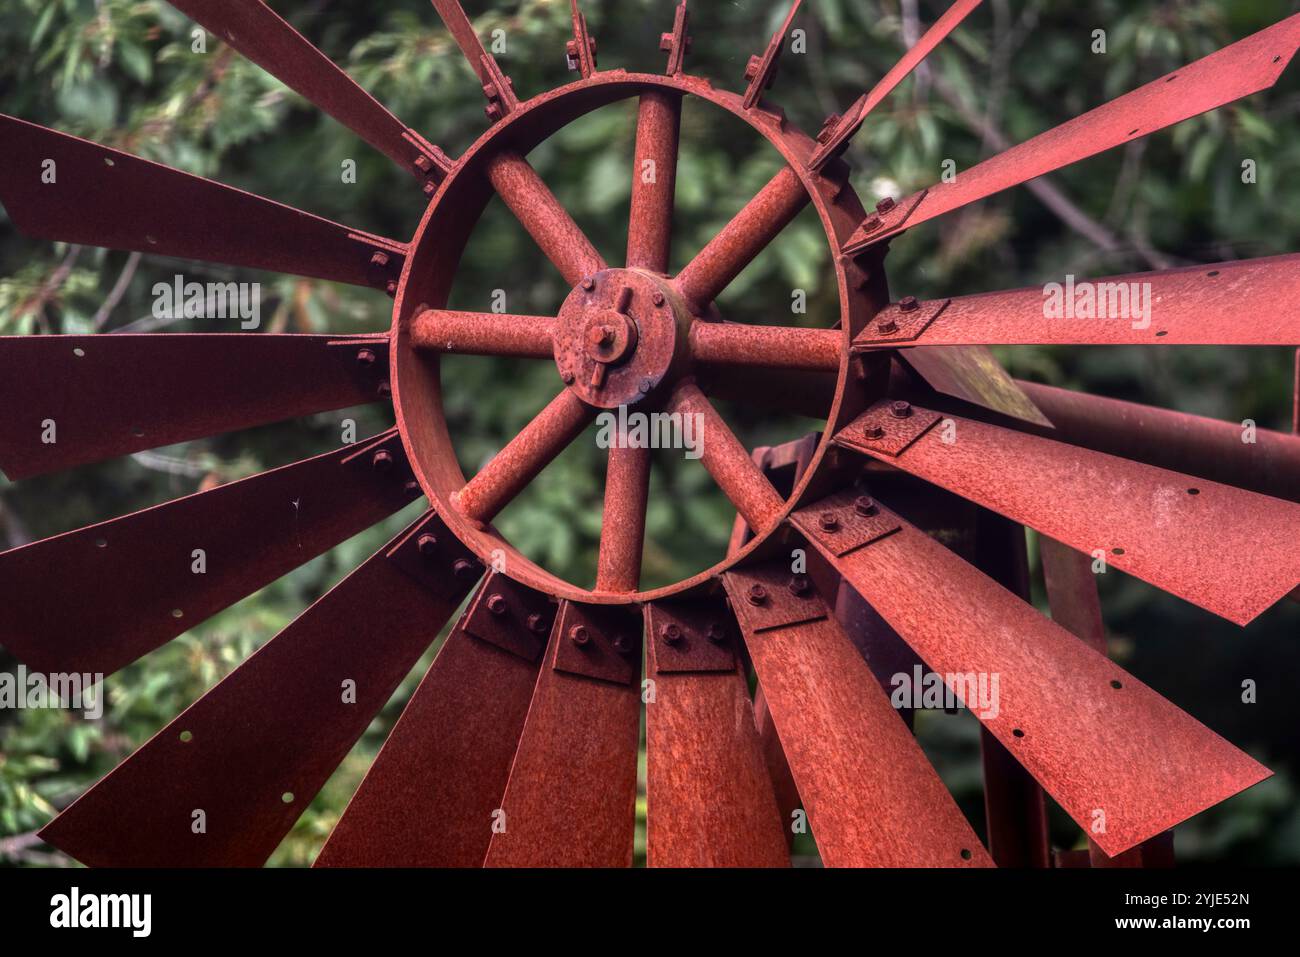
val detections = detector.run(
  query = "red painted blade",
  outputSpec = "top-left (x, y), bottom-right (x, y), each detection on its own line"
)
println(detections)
top-left (722, 565), bottom-right (992, 867)
top-left (644, 599), bottom-right (789, 867)
top-left (835, 400), bottom-right (1300, 624)
top-left (863, 255), bottom-right (1300, 346)
top-left (792, 491), bottom-right (1272, 857)
top-left (848, 14), bottom-right (1300, 248)
top-left (484, 601), bottom-right (641, 867)
top-left (0, 334), bottom-right (389, 480)
top-left (0, 431), bottom-right (419, 679)
top-left (168, 1), bottom-right (449, 181)
top-left (317, 574), bottom-right (553, 867)
top-left (0, 114), bottom-right (404, 288)
top-left (811, 0), bottom-right (984, 166)
top-left (38, 514), bottom-right (479, 867)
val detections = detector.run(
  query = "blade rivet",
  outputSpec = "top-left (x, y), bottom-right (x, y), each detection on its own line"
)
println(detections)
top-left (371, 450), bottom-right (394, 472)
top-left (569, 624), bottom-right (590, 646)
top-left (864, 424), bottom-right (885, 439)
top-left (527, 613), bottom-right (549, 634)
top-left (899, 296), bottom-right (920, 313)
top-left (416, 533), bottom-right (438, 556)
top-left (788, 574), bottom-right (812, 597)
top-left (875, 197), bottom-right (897, 214)
top-left (747, 584), bottom-right (769, 606)
top-left (661, 623), bottom-right (683, 644)
top-left (854, 496), bottom-right (878, 517)
top-left (818, 512), bottom-right (840, 532)
top-left (486, 593), bottom-right (508, 616)
top-left (890, 400), bottom-right (913, 419)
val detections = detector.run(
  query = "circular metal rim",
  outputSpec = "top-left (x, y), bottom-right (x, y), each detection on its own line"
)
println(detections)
top-left (391, 69), bottom-right (872, 604)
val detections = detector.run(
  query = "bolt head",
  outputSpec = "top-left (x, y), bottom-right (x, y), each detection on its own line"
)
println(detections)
top-left (746, 584), bottom-right (768, 606)
top-left (452, 559), bottom-right (477, 580)
top-left (416, 533), bottom-right (438, 557)
top-left (864, 423), bottom-right (885, 440)
top-left (639, 378), bottom-right (654, 394)
top-left (527, 613), bottom-right (549, 635)
top-left (370, 252), bottom-right (390, 268)
top-left (899, 295), bottom-right (920, 313)
top-left (356, 348), bottom-right (377, 367)
top-left (385, 280), bottom-right (398, 298)
top-left (854, 496), bottom-right (878, 517)
top-left (569, 624), bottom-right (590, 646)
top-left (876, 196), bottom-right (897, 214)
top-left (818, 511), bottom-right (840, 532)
top-left (705, 622), bottom-right (727, 644)
top-left (861, 215), bottom-right (883, 233)
top-left (876, 319), bottom-right (898, 334)
top-left (652, 291), bottom-right (666, 307)
top-left (788, 574), bottom-right (812, 597)
top-left (561, 370), bottom-right (576, 385)
top-left (371, 449), bottom-right (394, 472)
top-left (661, 623), bottom-right (683, 644)
top-left (612, 634), bottom-right (633, 655)
top-left (890, 400), bottom-right (913, 419)
top-left (486, 593), bottom-right (508, 616)
top-left (581, 277), bottom-right (596, 291)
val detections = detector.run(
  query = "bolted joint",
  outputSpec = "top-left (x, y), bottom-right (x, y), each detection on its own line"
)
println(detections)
top-left (416, 533), bottom-right (438, 557)
top-left (661, 623), bottom-right (683, 644)
top-left (747, 583), bottom-right (769, 606)
top-left (854, 496), bottom-right (879, 517)
top-left (371, 449), bottom-right (394, 473)
top-left (705, 622), bottom-right (727, 644)
top-left (899, 295), bottom-right (920, 313)
top-left (452, 558), bottom-right (478, 581)
top-left (890, 400), bottom-right (914, 419)
top-left (787, 574), bottom-right (812, 597)
top-left (569, 624), bottom-right (590, 646)
top-left (526, 613), bottom-right (550, 635)
top-left (486, 593), bottom-right (508, 616)
top-left (818, 511), bottom-right (840, 532)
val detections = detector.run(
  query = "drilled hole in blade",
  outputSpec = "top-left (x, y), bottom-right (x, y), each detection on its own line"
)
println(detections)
top-left (102, 156), bottom-right (114, 167)
top-left (960, 848), bottom-right (972, 860)
top-left (1207, 270), bottom-right (1220, 277)
top-left (72, 347), bottom-right (85, 357)
top-left (1110, 680), bottom-right (1123, 690)
top-left (281, 792), bottom-right (294, 804)
top-left (1188, 487), bottom-right (1200, 495)
top-left (130, 426), bottom-right (145, 437)
top-left (170, 608), bottom-right (184, 619)
top-left (1112, 547), bottom-right (1126, 556)
top-left (1012, 728), bottom-right (1025, 738)
top-left (179, 730), bottom-right (193, 743)
top-left (94, 537), bottom-right (107, 549)
top-left (1155, 330), bottom-right (1168, 337)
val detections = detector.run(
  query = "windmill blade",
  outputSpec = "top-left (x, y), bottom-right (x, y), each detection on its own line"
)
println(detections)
top-left (810, 0), bottom-right (984, 167)
top-left (0, 431), bottom-right (419, 679)
top-left (0, 334), bottom-right (391, 480)
top-left (0, 115), bottom-right (405, 288)
top-left (859, 255), bottom-right (1300, 346)
top-left (167, 1), bottom-right (451, 184)
top-left (846, 14), bottom-right (1300, 250)
top-left (834, 399), bottom-right (1300, 624)
top-left (644, 599), bottom-right (789, 867)
top-left (721, 564), bottom-right (992, 867)
top-left (38, 514), bottom-right (480, 867)
top-left (792, 491), bottom-right (1272, 857)
top-left (317, 574), bottom-right (552, 867)
top-left (484, 601), bottom-right (641, 867)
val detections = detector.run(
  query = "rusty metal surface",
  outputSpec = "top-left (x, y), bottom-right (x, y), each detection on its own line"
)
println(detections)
top-left (430, 0), bottom-right (518, 118)
top-left (168, 0), bottom-right (450, 186)
top-left (849, 14), bottom-right (1300, 248)
top-left (627, 90), bottom-right (681, 272)
top-left (851, 297), bottom-right (948, 347)
top-left (742, 0), bottom-right (804, 111)
top-left (838, 404), bottom-right (1300, 625)
top-left (811, 0), bottom-right (984, 167)
top-left (841, 399), bottom-right (942, 457)
top-left (1015, 380), bottom-right (1300, 505)
top-left (551, 600), bottom-right (642, 685)
top-left (644, 598), bottom-right (788, 867)
top-left (462, 571), bottom-right (557, 662)
top-left (689, 322), bottom-right (842, 372)
top-left (484, 601), bottom-right (641, 867)
top-left (565, 0), bottom-right (597, 78)
top-left (410, 309), bottom-right (555, 358)
top-left (0, 114), bottom-right (405, 289)
top-left (596, 443), bottom-right (651, 592)
top-left (316, 581), bottom-right (544, 868)
top-left (793, 491), bottom-right (1273, 856)
top-left (0, 431), bottom-right (418, 678)
top-left (723, 564), bottom-right (992, 867)
top-left (901, 346), bottom-right (1052, 427)
top-left (39, 514), bottom-right (476, 866)
top-left (0, 334), bottom-right (388, 480)
top-left (879, 255), bottom-right (1300, 345)
top-left (1040, 536), bottom-right (1108, 654)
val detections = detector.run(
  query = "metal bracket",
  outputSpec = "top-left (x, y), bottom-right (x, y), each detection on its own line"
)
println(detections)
top-left (660, 2), bottom-right (691, 75)
top-left (385, 510), bottom-right (482, 602)
top-left (340, 430), bottom-right (422, 503)
top-left (723, 563), bottom-right (828, 634)
top-left (327, 337), bottom-right (391, 398)
top-left (645, 600), bottom-right (737, 674)
top-left (833, 399), bottom-right (943, 457)
top-left (852, 298), bottom-right (950, 347)
top-left (842, 188), bottom-right (928, 254)
top-left (480, 54), bottom-right (518, 122)
top-left (462, 571), bottom-right (557, 663)
top-left (551, 601), bottom-right (642, 686)
top-left (789, 491), bottom-right (902, 558)
top-left (742, 0), bottom-right (803, 110)
top-left (566, 1), bottom-right (597, 77)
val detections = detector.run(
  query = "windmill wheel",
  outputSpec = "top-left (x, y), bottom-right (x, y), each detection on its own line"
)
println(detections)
top-left (1, 0), bottom-right (1298, 868)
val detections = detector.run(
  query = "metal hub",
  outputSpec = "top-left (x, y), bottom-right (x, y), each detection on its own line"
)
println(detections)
top-left (553, 267), bottom-right (686, 408)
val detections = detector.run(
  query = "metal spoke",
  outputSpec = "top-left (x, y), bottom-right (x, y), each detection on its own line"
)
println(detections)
top-left (411, 308), bottom-right (556, 358)
top-left (691, 321), bottom-right (841, 372)
top-left (456, 388), bottom-right (597, 523)
top-left (673, 166), bottom-right (807, 311)
top-left (487, 151), bottom-right (607, 287)
top-left (595, 443), bottom-right (651, 593)
top-left (627, 91), bottom-right (683, 272)
top-left (665, 380), bottom-right (784, 532)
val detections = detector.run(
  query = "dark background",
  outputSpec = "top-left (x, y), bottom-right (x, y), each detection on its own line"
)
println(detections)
top-left (1, 0), bottom-right (1297, 866)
